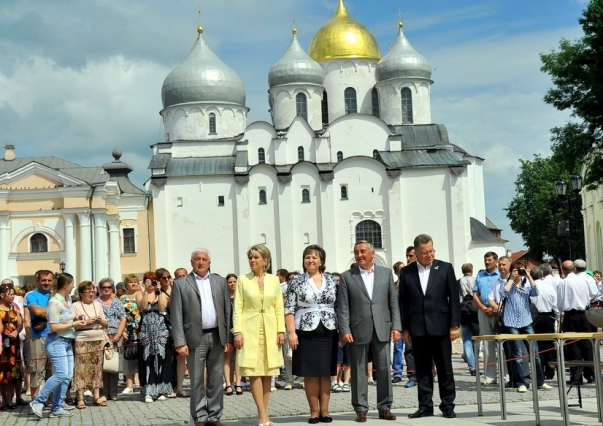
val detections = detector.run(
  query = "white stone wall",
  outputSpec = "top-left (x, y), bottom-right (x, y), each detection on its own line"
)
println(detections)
top-left (376, 79), bottom-right (432, 125)
top-left (162, 103), bottom-right (249, 141)
top-left (583, 185), bottom-right (603, 271)
top-left (269, 85), bottom-right (323, 131)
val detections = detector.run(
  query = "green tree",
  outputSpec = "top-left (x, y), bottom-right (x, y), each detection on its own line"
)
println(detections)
top-left (505, 155), bottom-right (584, 265)
top-left (540, 0), bottom-right (603, 188)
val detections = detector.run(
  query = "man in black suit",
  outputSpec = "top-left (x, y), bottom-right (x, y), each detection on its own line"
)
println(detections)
top-left (398, 234), bottom-right (459, 419)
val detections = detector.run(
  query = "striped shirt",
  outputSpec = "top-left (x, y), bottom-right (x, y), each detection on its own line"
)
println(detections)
top-left (499, 278), bottom-right (539, 328)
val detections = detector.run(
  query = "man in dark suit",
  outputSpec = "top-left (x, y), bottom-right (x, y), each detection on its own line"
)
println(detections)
top-left (338, 241), bottom-right (402, 422)
top-left (399, 234), bottom-right (459, 419)
top-left (172, 248), bottom-right (232, 426)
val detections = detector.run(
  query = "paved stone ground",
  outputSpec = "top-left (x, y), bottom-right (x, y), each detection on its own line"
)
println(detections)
top-left (2, 353), bottom-right (599, 426)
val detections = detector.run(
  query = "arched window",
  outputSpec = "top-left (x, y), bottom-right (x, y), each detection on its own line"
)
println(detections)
top-left (341, 185), bottom-right (348, 199)
top-left (258, 148), bottom-right (265, 164)
top-left (30, 233), bottom-right (48, 253)
top-left (373, 149), bottom-right (379, 159)
top-left (371, 88), bottom-right (380, 117)
top-left (298, 146), bottom-right (305, 162)
top-left (209, 113), bottom-right (217, 134)
top-left (345, 87), bottom-right (357, 114)
top-left (296, 93), bottom-right (308, 120)
top-left (355, 220), bottom-right (382, 249)
top-left (302, 188), bottom-right (310, 203)
top-left (337, 151), bottom-right (343, 162)
top-left (321, 90), bottom-right (329, 126)
top-left (401, 88), bottom-right (413, 124)
top-left (259, 189), bottom-right (267, 204)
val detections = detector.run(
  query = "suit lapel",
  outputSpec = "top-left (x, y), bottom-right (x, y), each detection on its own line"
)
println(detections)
top-left (424, 260), bottom-right (438, 295)
top-left (410, 264), bottom-right (425, 297)
top-left (188, 273), bottom-right (200, 297)
top-left (209, 274), bottom-right (220, 311)
top-left (351, 268), bottom-right (371, 300)
top-left (371, 267), bottom-right (380, 300)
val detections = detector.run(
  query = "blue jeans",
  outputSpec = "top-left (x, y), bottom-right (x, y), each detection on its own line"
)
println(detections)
top-left (503, 324), bottom-right (544, 387)
top-left (392, 339), bottom-right (404, 378)
top-left (460, 322), bottom-right (480, 370)
top-left (34, 334), bottom-right (74, 412)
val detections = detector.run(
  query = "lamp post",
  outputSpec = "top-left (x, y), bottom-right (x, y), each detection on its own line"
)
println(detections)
top-left (555, 173), bottom-right (583, 260)
top-left (60, 261), bottom-right (66, 273)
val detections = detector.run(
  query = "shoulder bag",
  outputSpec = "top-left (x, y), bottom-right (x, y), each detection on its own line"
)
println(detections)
top-left (492, 296), bottom-right (506, 335)
top-left (122, 332), bottom-right (139, 360)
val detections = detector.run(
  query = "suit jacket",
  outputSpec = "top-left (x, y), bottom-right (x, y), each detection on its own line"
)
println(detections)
top-left (171, 272), bottom-right (232, 350)
top-left (338, 265), bottom-right (402, 345)
top-left (399, 260), bottom-right (459, 337)
top-left (231, 272), bottom-right (285, 369)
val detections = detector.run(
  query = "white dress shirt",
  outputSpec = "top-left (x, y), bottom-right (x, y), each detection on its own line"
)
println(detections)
top-left (542, 274), bottom-right (562, 290)
top-left (417, 261), bottom-right (432, 294)
top-left (530, 279), bottom-right (559, 316)
top-left (557, 272), bottom-right (593, 312)
top-left (359, 265), bottom-right (375, 300)
top-left (488, 275), bottom-right (509, 305)
top-left (194, 271), bottom-right (218, 329)
top-left (577, 271), bottom-right (599, 301)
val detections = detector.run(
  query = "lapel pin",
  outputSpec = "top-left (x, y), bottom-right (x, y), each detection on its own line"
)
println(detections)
top-left (434, 266), bottom-right (439, 270)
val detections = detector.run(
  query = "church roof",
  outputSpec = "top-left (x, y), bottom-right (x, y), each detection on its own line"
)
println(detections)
top-left (164, 157), bottom-right (237, 177)
top-left (269, 31), bottom-right (324, 88)
top-left (376, 24), bottom-right (432, 82)
top-left (470, 217), bottom-right (507, 243)
top-left (0, 156), bottom-right (107, 186)
top-left (389, 124), bottom-right (449, 147)
top-left (379, 149), bottom-right (460, 169)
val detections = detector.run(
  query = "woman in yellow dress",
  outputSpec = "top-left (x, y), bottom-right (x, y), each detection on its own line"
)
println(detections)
top-left (232, 244), bottom-right (285, 426)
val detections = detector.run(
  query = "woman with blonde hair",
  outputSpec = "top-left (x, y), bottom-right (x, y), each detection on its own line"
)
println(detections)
top-left (232, 245), bottom-right (285, 426)
top-left (71, 281), bottom-right (108, 409)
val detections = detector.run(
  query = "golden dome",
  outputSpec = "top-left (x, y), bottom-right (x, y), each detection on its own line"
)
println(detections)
top-left (308, 0), bottom-right (381, 62)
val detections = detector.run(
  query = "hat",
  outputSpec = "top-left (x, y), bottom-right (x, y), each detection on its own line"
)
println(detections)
top-left (586, 270), bottom-right (594, 277)
top-left (575, 259), bottom-right (587, 269)
top-left (116, 282), bottom-right (126, 291)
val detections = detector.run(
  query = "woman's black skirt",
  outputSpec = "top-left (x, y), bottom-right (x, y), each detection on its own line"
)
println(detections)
top-left (292, 321), bottom-right (338, 377)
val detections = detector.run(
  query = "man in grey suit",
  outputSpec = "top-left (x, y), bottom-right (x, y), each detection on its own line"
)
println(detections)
top-left (338, 241), bottom-right (402, 422)
top-left (172, 248), bottom-right (233, 426)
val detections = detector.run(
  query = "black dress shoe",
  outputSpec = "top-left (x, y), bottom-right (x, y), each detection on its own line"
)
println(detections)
top-left (318, 416), bottom-right (333, 423)
top-left (442, 409), bottom-right (456, 419)
top-left (392, 376), bottom-right (402, 383)
top-left (308, 417), bottom-right (319, 424)
top-left (408, 409), bottom-right (433, 419)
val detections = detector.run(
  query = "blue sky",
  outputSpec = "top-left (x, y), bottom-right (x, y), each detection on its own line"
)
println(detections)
top-left (0, 0), bottom-right (590, 255)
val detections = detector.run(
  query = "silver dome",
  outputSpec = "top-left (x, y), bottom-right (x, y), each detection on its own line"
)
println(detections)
top-left (376, 26), bottom-right (431, 82)
top-left (268, 32), bottom-right (324, 88)
top-left (161, 31), bottom-right (246, 108)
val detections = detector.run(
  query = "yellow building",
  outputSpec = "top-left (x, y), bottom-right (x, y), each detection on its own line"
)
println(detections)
top-left (0, 145), bottom-right (151, 286)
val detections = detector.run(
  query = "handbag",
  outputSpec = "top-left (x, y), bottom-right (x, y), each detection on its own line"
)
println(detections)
top-left (31, 316), bottom-right (48, 332)
top-left (103, 351), bottom-right (120, 373)
top-left (103, 332), bottom-right (114, 361)
top-left (122, 334), bottom-right (139, 360)
top-left (492, 297), bottom-right (507, 335)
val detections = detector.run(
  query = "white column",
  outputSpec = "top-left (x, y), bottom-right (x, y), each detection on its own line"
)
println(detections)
top-left (77, 212), bottom-right (92, 281)
top-left (94, 213), bottom-right (109, 280)
top-left (107, 216), bottom-right (121, 281)
top-left (63, 213), bottom-right (77, 283)
top-left (0, 214), bottom-right (10, 279)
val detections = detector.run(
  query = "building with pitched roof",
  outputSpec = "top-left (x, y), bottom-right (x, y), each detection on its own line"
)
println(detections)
top-left (0, 145), bottom-right (150, 285)
top-left (146, 1), bottom-right (506, 274)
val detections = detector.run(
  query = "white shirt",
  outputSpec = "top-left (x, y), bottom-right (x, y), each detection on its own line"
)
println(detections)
top-left (557, 272), bottom-right (593, 311)
top-left (417, 261), bottom-right (432, 294)
top-left (530, 279), bottom-right (559, 315)
top-left (577, 271), bottom-right (599, 301)
top-left (194, 271), bottom-right (218, 329)
top-left (542, 274), bottom-right (562, 290)
top-left (359, 265), bottom-right (375, 300)
top-left (488, 276), bottom-right (509, 305)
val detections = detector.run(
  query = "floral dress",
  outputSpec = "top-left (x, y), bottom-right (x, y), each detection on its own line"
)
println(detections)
top-left (119, 294), bottom-right (141, 336)
top-left (138, 300), bottom-right (173, 399)
top-left (0, 305), bottom-right (22, 384)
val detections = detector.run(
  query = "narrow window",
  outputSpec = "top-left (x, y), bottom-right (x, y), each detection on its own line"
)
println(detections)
top-left (341, 186), bottom-right (348, 200)
top-left (209, 113), bottom-right (217, 134)
top-left (302, 188), bottom-right (310, 203)
top-left (344, 87), bottom-right (357, 114)
top-left (321, 90), bottom-right (329, 126)
top-left (218, 196), bottom-right (225, 206)
top-left (30, 233), bottom-right (48, 253)
top-left (259, 190), bottom-right (267, 204)
top-left (373, 149), bottom-right (379, 159)
top-left (296, 93), bottom-right (308, 120)
top-left (355, 220), bottom-right (382, 249)
top-left (258, 148), bottom-right (265, 164)
top-left (123, 229), bottom-right (135, 254)
top-left (401, 88), bottom-right (413, 124)
top-left (298, 146), bottom-right (304, 162)
top-left (371, 88), bottom-right (380, 117)
top-left (337, 151), bottom-right (343, 162)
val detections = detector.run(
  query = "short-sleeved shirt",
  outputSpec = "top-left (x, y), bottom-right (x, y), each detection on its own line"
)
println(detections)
top-left (95, 296), bottom-right (126, 335)
top-left (47, 294), bottom-right (76, 339)
top-left (25, 289), bottom-right (52, 338)
top-left (473, 269), bottom-right (500, 306)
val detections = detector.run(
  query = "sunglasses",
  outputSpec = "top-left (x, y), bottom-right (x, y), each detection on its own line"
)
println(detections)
top-left (100, 286), bottom-right (113, 290)
top-left (160, 276), bottom-right (171, 280)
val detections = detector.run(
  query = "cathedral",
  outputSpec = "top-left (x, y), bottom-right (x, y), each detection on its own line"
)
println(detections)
top-left (146, 0), bottom-right (505, 275)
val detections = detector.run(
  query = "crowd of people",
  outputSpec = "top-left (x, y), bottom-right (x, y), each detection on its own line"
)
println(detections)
top-left (0, 237), bottom-right (598, 423)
